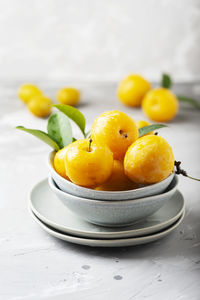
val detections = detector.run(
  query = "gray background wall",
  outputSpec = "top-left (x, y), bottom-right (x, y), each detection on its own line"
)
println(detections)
top-left (0, 0), bottom-right (199, 82)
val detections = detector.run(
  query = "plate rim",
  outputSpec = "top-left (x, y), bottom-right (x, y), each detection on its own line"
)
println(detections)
top-left (29, 178), bottom-right (185, 239)
top-left (30, 209), bottom-right (185, 247)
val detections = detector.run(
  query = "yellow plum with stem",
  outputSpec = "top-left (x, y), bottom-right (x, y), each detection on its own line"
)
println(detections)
top-left (91, 110), bottom-right (138, 160)
top-left (64, 139), bottom-right (113, 187)
top-left (124, 135), bottom-right (174, 184)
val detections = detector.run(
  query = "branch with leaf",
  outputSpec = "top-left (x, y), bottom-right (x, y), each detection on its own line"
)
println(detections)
top-left (16, 105), bottom-right (86, 151)
top-left (161, 74), bottom-right (200, 109)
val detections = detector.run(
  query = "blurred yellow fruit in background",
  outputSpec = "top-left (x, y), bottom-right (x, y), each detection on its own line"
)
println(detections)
top-left (91, 110), bottom-right (138, 160)
top-left (18, 84), bottom-right (42, 103)
top-left (57, 87), bottom-right (80, 106)
top-left (142, 88), bottom-right (179, 122)
top-left (64, 139), bottom-right (113, 187)
top-left (27, 95), bottom-right (52, 118)
top-left (54, 147), bottom-right (69, 179)
top-left (124, 135), bottom-right (174, 184)
top-left (117, 74), bottom-right (151, 107)
top-left (136, 120), bottom-right (154, 136)
top-left (96, 160), bottom-right (139, 191)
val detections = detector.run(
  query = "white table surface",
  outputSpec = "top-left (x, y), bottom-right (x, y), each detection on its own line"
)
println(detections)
top-left (1, 81), bottom-right (200, 300)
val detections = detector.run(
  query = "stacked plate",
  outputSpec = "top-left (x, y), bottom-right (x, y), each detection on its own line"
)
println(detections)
top-left (29, 154), bottom-right (185, 247)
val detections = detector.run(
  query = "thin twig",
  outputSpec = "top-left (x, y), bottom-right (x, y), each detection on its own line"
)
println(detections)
top-left (174, 161), bottom-right (200, 181)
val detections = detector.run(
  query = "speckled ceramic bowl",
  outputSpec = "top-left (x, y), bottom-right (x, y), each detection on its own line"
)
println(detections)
top-left (48, 152), bottom-right (175, 201)
top-left (48, 175), bottom-right (178, 227)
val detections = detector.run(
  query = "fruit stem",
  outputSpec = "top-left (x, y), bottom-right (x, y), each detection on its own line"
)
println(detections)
top-left (88, 138), bottom-right (92, 152)
top-left (174, 161), bottom-right (200, 182)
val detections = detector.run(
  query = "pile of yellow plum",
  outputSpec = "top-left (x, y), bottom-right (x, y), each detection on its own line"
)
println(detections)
top-left (18, 84), bottom-right (80, 117)
top-left (17, 74), bottom-right (199, 189)
top-left (18, 73), bottom-right (180, 122)
top-left (54, 110), bottom-right (174, 191)
top-left (117, 74), bottom-right (179, 122)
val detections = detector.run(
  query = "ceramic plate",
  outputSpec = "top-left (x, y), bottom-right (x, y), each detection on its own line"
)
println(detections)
top-left (30, 179), bottom-right (184, 239)
top-left (30, 210), bottom-right (185, 247)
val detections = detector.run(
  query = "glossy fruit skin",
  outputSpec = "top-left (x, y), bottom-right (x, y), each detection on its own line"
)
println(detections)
top-left (54, 147), bottom-right (69, 179)
top-left (96, 160), bottom-right (139, 191)
top-left (91, 110), bottom-right (138, 161)
top-left (18, 84), bottom-right (42, 103)
top-left (136, 120), bottom-right (153, 136)
top-left (64, 139), bottom-right (113, 187)
top-left (27, 95), bottom-right (52, 117)
top-left (124, 135), bottom-right (174, 184)
top-left (142, 88), bottom-right (179, 122)
top-left (57, 87), bottom-right (80, 106)
top-left (117, 74), bottom-right (151, 107)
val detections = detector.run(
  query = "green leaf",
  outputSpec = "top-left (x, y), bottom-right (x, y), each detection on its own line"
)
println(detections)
top-left (161, 73), bottom-right (172, 89)
top-left (139, 124), bottom-right (167, 137)
top-left (53, 104), bottom-right (86, 137)
top-left (177, 96), bottom-right (200, 110)
top-left (47, 112), bottom-right (72, 149)
top-left (16, 126), bottom-right (60, 151)
top-left (72, 137), bottom-right (77, 142)
top-left (85, 130), bottom-right (91, 138)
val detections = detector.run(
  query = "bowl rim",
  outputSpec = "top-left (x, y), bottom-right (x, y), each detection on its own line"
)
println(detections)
top-left (48, 174), bottom-right (178, 205)
top-left (48, 151), bottom-right (175, 196)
